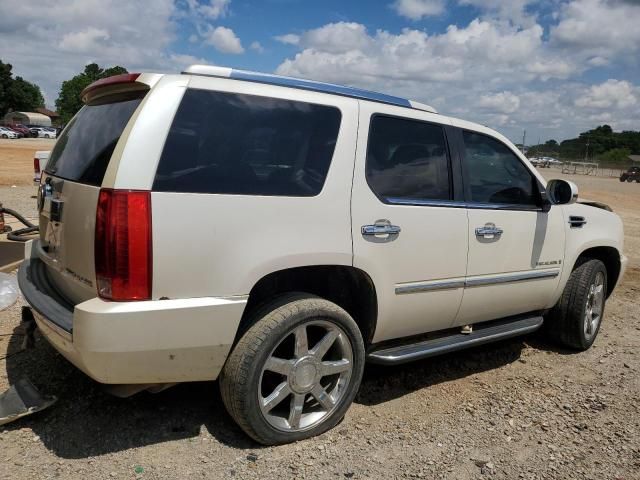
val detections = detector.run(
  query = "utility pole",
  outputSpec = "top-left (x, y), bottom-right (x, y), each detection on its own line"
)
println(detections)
top-left (521, 130), bottom-right (526, 154)
top-left (584, 137), bottom-right (590, 161)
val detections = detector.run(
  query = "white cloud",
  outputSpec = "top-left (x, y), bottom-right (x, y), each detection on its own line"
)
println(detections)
top-left (391, 0), bottom-right (445, 20)
top-left (551, 0), bottom-right (640, 61)
top-left (275, 33), bottom-right (300, 45)
top-left (478, 91), bottom-right (521, 114)
top-left (575, 79), bottom-right (637, 109)
top-left (277, 20), bottom-right (573, 87)
top-left (250, 41), bottom-right (264, 53)
top-left (0, 0), bottom-right (180, 106)
top-left (186, 0), bottom-right (231, 20)
top-left (299, 22), bottom-right (371, 53)
top-left (196, 0), bottom-right (231, 19)
top-left (59, 27), bottom-right (110, 52)
top-left (203, 26), bottom-right (244, 54)
top-left (458, 0), bottom-right (537, 26)
top-left (275, 18), bottom-right (638, 141)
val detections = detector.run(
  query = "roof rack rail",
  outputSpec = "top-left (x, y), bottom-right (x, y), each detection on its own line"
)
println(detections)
top-left (182, 65), bottom-right (437, 114)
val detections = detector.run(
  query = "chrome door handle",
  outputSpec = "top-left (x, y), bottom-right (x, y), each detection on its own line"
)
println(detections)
top-left (362, 223), bottom-right (401, 236)
top-left (475, 223), bottom-right (503, 238)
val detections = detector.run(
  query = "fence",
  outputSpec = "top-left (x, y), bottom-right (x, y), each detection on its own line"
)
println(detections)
top-left (543, 162), bottom-right (625, 178)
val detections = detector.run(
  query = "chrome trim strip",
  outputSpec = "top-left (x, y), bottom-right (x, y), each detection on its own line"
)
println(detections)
top-left (385, 197), bottom-right (543, 212)
top-left (395, 279), bottom-right (465, 295)
top-left (465, 269), bottom-right (560, 287)
top-left (395, 269), bottom-right (560, 295)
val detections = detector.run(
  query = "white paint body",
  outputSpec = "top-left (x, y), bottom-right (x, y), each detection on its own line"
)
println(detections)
top-left (22, 72), bottom-right (627, 384)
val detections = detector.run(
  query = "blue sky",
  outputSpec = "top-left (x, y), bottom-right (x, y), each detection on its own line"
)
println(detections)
top-left (1, 0), bottom-right (638, 143)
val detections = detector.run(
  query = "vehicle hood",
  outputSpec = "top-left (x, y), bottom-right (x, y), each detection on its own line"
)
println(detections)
top-left (578, 199), bottom-right (613, 212)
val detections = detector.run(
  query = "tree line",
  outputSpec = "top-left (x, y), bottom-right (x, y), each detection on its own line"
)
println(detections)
top-left (0, 59), bottom-right (127, 124)
top-left (527, 125), bottom-right (640, 165)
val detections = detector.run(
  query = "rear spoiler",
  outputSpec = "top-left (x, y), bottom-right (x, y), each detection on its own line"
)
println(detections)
top-left (81, 73), bottom-right (149, 104)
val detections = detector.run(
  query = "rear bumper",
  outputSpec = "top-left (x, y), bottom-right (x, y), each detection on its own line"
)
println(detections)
top-left (18, 254), bottom-right (247, 384)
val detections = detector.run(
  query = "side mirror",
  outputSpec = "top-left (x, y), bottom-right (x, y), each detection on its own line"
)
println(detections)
top-left (546, 179), bottom-right (578, 205)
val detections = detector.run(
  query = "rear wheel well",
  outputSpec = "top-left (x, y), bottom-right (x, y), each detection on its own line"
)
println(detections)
top-left (239, 266), bottom-right (378, 346)
top-left (574, 246), bottom-right (621, 297)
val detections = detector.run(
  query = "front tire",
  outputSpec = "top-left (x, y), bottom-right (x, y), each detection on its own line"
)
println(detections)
top-left (219, 293), bottom-right (365, 445)
top-left (545, 259), bottom-right (607, 350)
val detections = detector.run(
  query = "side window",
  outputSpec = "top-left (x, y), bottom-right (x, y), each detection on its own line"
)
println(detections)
top-left (462, 131), bottom-right (538, 206)
top-left (153, 89), bottom-right (341, 196)
top-left (366, 116), bottom-right (451, 202)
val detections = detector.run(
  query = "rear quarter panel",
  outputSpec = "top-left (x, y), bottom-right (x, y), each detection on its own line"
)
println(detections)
top-left (117, 76), bottom-right (360, 298)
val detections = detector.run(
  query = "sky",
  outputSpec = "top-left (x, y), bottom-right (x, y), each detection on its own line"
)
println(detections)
top-left (0, 0), bottom-right (638, 143)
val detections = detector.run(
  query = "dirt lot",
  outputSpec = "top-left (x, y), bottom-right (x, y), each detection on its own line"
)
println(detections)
top-left (0, 138), bottom-right (56, 187)
top-left (0, 156), bottom-right (639, 479)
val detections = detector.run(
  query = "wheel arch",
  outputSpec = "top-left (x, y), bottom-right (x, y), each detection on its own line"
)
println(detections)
top-left (238, 265), bottom-right (378, 346)
top-left (574, 246), bottom-right (621, 297)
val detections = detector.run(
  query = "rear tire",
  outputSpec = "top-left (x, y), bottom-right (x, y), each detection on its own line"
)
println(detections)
top-left (545, 259), bottom-right (607, 350)
top-left (219, 293), bottom-right (365, 445)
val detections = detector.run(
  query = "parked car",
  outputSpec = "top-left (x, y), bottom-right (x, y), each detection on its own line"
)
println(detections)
top-left (29, 127), bottom-right (57, 139)
top-left (528, 156), bottom-right (559, 168)
top-left (620, 166), bottom-right (640, 182)
top-left (33, 150), bottom-right (50, 184)
top-left (0, 126), bottom-right (18, 139)
top-left (19, 67), bottom-right (628, 445)
top-left (7, 124), bottom-right (31, 137)
top-left (6, 126), bottom-right (25, 138)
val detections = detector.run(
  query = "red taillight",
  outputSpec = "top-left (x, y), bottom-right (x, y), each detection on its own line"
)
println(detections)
top-left (95, 189), bottom-right (152, 301)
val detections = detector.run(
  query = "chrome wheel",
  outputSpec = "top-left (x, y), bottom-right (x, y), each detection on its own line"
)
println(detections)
top-left (584, 271), bottom-right (605, 340)
top-left (258, 320), bottom-right (353, 432)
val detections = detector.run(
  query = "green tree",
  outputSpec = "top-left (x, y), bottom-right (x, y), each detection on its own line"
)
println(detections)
top-left (0, 60), bottom-right (45, 116)
top-left (6, 76), bottom-right (44, 112)
top-left (598, 148), bottom-right (631, 165)
top-left (55, 63), bottom-right (128, 123)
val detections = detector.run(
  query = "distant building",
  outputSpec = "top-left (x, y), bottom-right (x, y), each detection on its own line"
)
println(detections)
top-left (35, 107), bottom-right (60, 123)
top-left (2, 111), bottom-right (52, 127)
top-left (628, 155), bottom-right (640, 163)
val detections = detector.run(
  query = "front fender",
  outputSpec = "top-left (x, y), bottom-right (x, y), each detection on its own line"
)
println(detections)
top-left (549, 203), bottom-right (624, 305)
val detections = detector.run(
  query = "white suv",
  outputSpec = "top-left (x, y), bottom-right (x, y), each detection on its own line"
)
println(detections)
top-left (19, 66), bottom-right (627, 444)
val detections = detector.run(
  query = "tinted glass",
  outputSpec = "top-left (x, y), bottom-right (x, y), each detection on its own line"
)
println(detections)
top-left (366, 116), bottom-right (450, 202)
top-left (153, 89), bottom-right (341, 196)
top-left (46, 93), bottom-right (145, 186)
top-left (462, 131), bottom-right (537, 206)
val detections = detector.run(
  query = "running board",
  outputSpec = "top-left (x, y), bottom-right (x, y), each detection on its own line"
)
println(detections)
top-left (367, 316), bottom-right (543, 365)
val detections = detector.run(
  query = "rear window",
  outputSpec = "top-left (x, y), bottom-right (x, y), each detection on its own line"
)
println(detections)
top-left (153, 89), bottom-right (342, 196)
top-left (46, 93), bottom-right (145, 186)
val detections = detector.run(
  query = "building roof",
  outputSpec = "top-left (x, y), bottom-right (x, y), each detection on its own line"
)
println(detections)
top-left (628, 155), bottom-right (640, 163)
top-left (183, 64), bottom-right (438, 114)
top-left (2, 111), bottom-right (52, 126)
top-left (35, 107), bottom-right (59, 118)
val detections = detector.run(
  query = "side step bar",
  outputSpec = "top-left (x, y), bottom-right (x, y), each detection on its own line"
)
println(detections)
top-left (367, 315), bottom-right (543, 365)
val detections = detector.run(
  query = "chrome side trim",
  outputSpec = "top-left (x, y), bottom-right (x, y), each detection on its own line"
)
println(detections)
top-left (395, 269), bottom-right (560, 295)
top-left (465, 269), bottom-right (560, 287)
top-left (395, 279), bottom-right (465, 295)
top-left (384, 197), bottom-right (543, 212)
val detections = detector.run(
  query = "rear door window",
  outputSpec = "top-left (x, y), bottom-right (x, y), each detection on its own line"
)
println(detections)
top-left (365, 115), bottom-right (451, 202)
top-left (153, 89), bottom-right (342, 196)
top-left (46, 92), bottom-right (145, 186)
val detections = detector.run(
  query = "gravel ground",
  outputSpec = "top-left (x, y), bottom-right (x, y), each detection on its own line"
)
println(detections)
top-left (0, 186), bottom-right (39, 220)
top-left (0, 173), bottom-right (639, 480)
